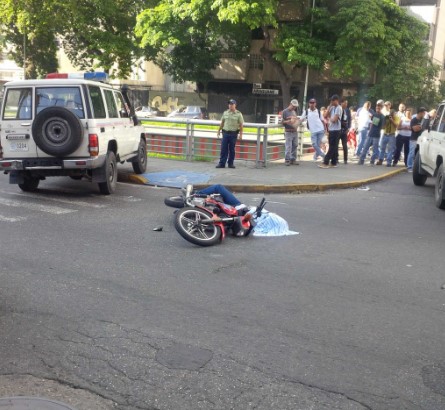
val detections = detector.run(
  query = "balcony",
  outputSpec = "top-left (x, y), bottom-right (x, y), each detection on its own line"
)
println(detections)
top-left (397, 0), bottom-right (436, 5)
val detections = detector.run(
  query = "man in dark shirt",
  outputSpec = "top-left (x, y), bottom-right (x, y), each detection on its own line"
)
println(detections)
top-left (407, 107), bottom-right (428, 172)
top-left (358, 102), bottom-right (385, 165)
top-left (339, 98), bottom-right (351, 164)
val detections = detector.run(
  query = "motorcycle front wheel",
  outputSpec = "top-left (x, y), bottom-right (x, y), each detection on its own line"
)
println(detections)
top-left (174, 207), bottom-right (222, 246)
top-left (164, 195), bottom-right (185, 208)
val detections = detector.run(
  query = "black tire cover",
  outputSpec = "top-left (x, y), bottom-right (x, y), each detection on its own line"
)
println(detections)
top-left (32, 107), bottom-right (83, 157)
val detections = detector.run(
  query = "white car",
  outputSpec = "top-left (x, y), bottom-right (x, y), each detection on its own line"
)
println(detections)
top-left (135, 106), bottom-right (157, 118)
top-left (167, 106), bottom-right (209, 119)
top-left (0, 72), bottom-right (147, 195)
top-left (413, 100), bottom-right (445, 208)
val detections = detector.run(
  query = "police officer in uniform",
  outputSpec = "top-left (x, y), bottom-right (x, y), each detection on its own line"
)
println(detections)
top-left (216, 99), bottom-right (244, 168)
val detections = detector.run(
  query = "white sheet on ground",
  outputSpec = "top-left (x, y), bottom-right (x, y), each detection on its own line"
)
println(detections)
top-left (250, 208), bottom-right (299, 237)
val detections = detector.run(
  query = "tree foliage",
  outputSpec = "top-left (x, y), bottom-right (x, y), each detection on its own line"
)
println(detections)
top-left (61, 0), bottom-right (148, 77)
top-left (136, 0), bottom-right (441, 107)
top-left (0, 0), bottom-right (60, 78)
top-left (0, 0), bottom-right (147, 78)
top-left (0, 0), bottom-right (442, 109)
top-left (136, 0), bottom-right (253, 85)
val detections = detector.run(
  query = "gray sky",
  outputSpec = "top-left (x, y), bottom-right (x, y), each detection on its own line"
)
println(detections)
top-left (410, 6), bottom-right (435, 23)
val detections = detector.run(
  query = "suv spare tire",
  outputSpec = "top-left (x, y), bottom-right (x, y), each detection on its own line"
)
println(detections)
top-left (32, 107), bottom-right (83, 157)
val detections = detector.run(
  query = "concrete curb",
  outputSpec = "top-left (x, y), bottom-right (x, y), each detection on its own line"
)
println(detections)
top-left (118, 173), bottom-right (149, 185)
top-left (119, 167), bottom-right (406, 193)
top-left (194, 168), bottom-right (406, 193)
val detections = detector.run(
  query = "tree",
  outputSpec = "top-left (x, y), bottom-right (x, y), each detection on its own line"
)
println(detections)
top-left (61, 0), bottom-right (149, 78)
top-left (0, 0), bottom-right (60, 78)
top-left (331, 0), bottom-right (439, 108)
top-left (0, 0), bottom-right (147, 78)
top-left (136, 0), bottom-right (253, 88)
top-left (136, 0), bottom-right (333, 105)
top-left (136, 0), bottom-right (441, 108)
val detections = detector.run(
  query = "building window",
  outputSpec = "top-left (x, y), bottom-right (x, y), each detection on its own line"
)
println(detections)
top-left (249, 54), bottom-right (264, 70)
top-left (220, 52), bottom-right (245, 60)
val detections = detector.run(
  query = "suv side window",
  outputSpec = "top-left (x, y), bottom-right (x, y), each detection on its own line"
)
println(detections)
top-left (113, 91), bottom-right (129, 118)
top-left (433, 104), bottom-right (445, 133)
top-left (3, 88), bottom-right (32, 120)
top-left (88, 85), bottom-right (106, 119)
top-left (104, 90), bottom-right (118, 118)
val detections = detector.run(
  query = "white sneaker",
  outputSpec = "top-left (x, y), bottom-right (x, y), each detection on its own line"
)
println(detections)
top-left (235, 203), bottom-right (248, 210)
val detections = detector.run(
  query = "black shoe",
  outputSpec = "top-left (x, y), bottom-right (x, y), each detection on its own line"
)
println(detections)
top-left (215, 164), bottom-right (225, 168)
top-left (228, 164), bottom-right (236, 169)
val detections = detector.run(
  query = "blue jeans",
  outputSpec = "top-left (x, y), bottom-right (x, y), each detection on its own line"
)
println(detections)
top-left (284, 131), bottom-right (298, 161)
top-left (198, 184), bottom-right (241, 206)
top-left (407, 140), bottom-right (417, 169)
top-left (359, 137), bottom-right (379, 163)
top-left (218, 131), bottom-right (237, 166)
top-left (356, 128), bottom-right (368, 156)
top-left (311, 130), bottom-right (325, 159)
top-left (379, 134), bottom-right (396, 165)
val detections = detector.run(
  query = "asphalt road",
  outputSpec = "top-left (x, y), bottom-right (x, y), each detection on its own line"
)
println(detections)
top-left (0, 173), bottom-right (444, 410)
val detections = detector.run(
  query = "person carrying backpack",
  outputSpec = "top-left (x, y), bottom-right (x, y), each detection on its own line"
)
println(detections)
top-left (299, 98), bottom-right (326, 161)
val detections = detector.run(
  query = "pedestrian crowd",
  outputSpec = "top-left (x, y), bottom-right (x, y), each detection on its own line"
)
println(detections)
top-left (213, 96), bottom-right (435, 171)
top-left (296, 96), bottom-right (434, 172)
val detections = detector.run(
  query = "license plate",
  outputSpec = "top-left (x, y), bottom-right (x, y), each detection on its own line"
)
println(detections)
top-left (10, 142), bottom-right (29, 152)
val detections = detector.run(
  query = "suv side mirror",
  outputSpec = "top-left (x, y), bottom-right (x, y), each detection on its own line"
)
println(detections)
top-left (120, 109), bottom-right (129, 118)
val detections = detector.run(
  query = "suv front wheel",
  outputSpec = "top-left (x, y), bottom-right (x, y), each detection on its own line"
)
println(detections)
top-left (132, 138), bottom-right (147, 174)
top-left (98, 151), bottom-right (117, 195)
top-left (435, 164), bottom-right (445, 209)
top-left (413, 152), bottom-right (428, 186)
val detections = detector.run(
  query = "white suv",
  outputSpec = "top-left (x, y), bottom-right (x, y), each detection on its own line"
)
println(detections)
top-left (0, 72), bottom-right (147, 194)
top-left (413, 101), bottom-right (445, 209)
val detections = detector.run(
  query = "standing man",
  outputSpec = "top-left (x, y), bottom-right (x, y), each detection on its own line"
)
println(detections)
top-left (358, 102), bottom-right (385, 165)
top-left (299, 98), bottom-right (325, 161)
top-left (339, 98), bottom-right (351, 164)
top-left (407, 107), bottom-right (428, 172)
top-left (377, 107), bottom-right (399, 166)
top-left (216, 99), bottom-right (244, 169)
top-left (356, 101), bottom-right (372, 157)
top-left (392, 103), bottom-right (408, 166)
top-left (319, 94), bottom-right (343, 169)
top-left (281, 99), bottom-right (300, 165)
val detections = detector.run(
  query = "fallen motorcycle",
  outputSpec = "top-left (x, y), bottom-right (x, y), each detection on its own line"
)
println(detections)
top-left (164, 185), bottom-right (266, 247)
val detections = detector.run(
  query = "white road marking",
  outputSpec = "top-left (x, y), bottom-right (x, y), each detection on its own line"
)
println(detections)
top-left (0, 214), bottom-right (27, 222)
top-left (0, 197), bottom-right (77, 215)
top-left (0, 190), bottom-right (107, 208)
top-left (100, 195), bottom-right (142, 202)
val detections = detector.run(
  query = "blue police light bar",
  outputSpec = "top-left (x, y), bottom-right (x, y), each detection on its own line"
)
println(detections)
top-left (84, 72), bottom-right (109, 82)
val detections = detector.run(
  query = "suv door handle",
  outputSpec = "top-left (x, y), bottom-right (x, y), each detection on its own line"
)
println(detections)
top-left (21, 123), bottom-right (31, 126)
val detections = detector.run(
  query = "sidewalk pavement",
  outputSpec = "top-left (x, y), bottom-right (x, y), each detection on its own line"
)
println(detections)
top-left (118, 154), bottom-right (407, 193)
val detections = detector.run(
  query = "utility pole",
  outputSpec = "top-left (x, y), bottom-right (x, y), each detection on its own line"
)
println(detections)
top-left (23, 30), bottom-right (26, 80)
top-left (302, 0), bottom-right (316, 108)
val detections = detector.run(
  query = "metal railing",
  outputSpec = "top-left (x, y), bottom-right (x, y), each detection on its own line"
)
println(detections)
top-left (143, 117), bottom-right (309, 167)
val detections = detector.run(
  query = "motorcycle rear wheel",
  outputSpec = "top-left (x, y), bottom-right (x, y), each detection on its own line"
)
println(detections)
top-left (174, 207), bottom-right (222, 246)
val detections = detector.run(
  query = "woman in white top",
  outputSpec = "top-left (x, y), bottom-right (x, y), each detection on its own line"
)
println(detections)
top-left (393, 109), bottom-right (412, 166)
top-left (355, 101), bottom-right (372, 156)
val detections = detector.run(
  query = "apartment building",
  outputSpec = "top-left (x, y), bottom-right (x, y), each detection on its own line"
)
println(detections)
top-left (398, 0), bottom-right (445, 81)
